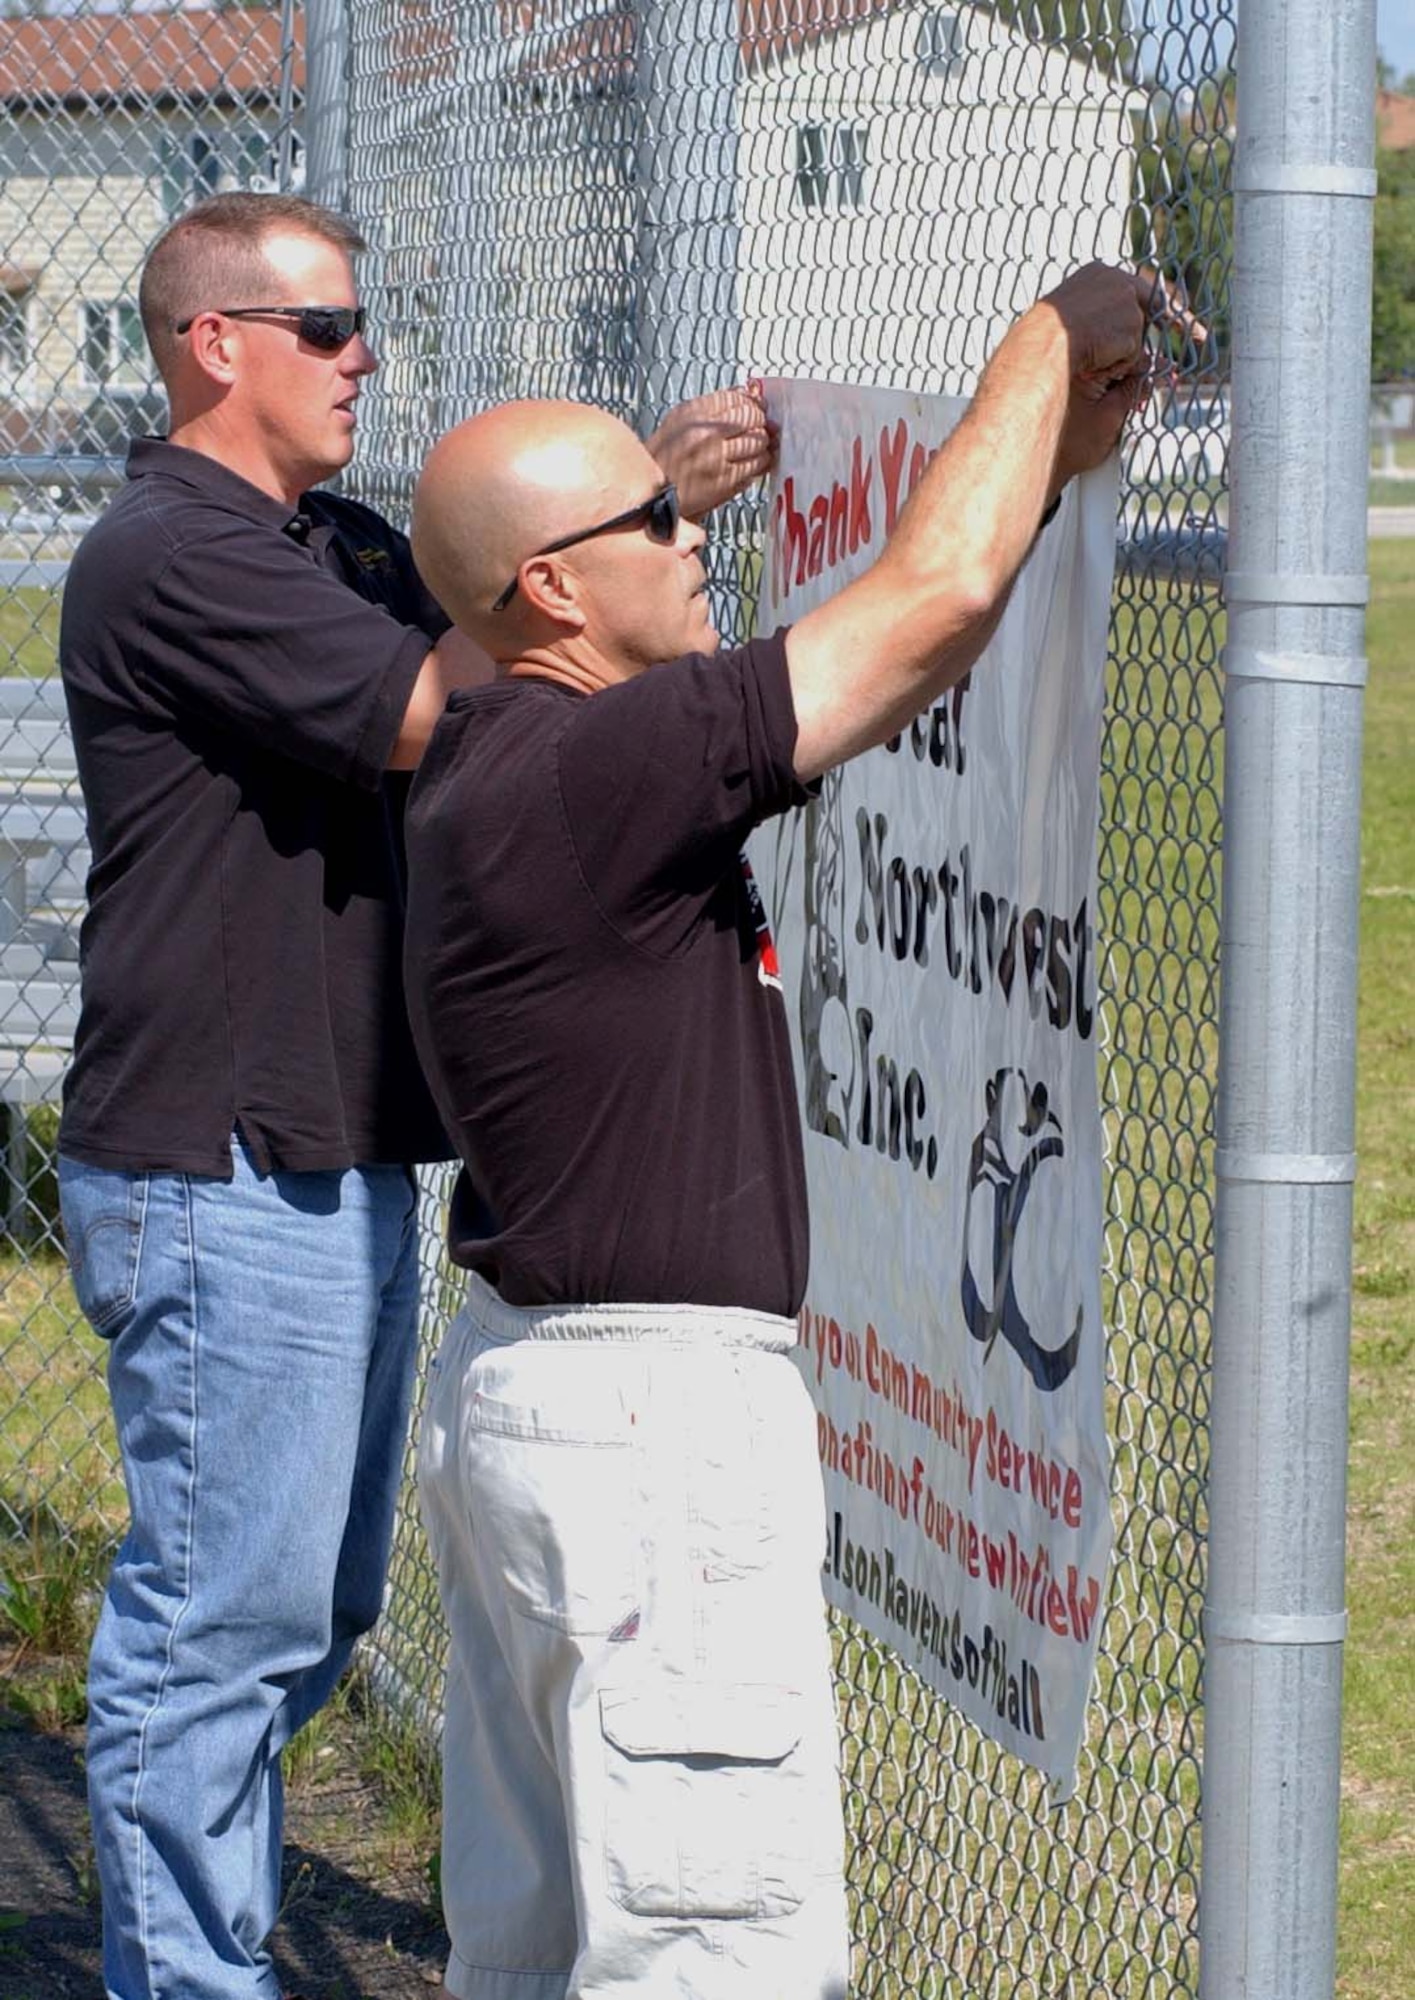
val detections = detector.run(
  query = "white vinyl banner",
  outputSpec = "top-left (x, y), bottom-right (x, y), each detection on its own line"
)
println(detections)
top-left (752, 380), bottom-right (1116, 1792)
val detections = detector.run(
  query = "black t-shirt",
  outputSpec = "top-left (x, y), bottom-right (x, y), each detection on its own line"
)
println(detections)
top-left (403, 633), bottom-right (815, 1315)
top-left (59, 438), bottom-right (453, 1177)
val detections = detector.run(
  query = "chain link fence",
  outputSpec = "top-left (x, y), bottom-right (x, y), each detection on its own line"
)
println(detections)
top-left (341, 4), bottom-right (1232, 1992)
top-left (0, 6), bottom-right (302, 1537)
top-left (0, 2), bottom-right (1240, 1993)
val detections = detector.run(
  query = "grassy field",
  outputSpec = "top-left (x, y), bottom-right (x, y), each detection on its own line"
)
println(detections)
top-left (1, 543), bottom-right (1411, 1993)
top-left (0, 584), bottom-right (62, 678)
top-left (1338, 537), bottom-right (1415, 1998)
top-left (1369, 478), bottom-right (1415, 508)
top-left (1369, 437), bottom-right (1414, 473)
top-left (1367, 430), bottom-right (1412, 507)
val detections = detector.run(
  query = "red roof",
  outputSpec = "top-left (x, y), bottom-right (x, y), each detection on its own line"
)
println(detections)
top-left (483, 0), bottom-right (892, 94)
top-left (739, 0), bottom-right (894, 72)
top-left (0, 8), bottom-right (303, 109)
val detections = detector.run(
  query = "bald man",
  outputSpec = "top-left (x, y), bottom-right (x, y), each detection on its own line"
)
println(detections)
top-left (402, 262), bottom-right (1156, 2000)
top-left (56, 190), bottom-right (770, 2000)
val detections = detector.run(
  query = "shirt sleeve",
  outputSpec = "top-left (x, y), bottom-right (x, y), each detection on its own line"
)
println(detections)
top-left (553, 630), bottom-right (810, 942)
top-left (312, 490), bottom-right (455, 644)
top-left (133, 509), bottom-right (431, 789)
top-left (393, 537), bottom-right (454, 643)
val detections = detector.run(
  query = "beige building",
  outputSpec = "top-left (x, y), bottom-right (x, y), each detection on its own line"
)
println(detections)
top-left (735, 1), bottom-right (1142, 394)
top-left (370, 0), bottom-right (1143, 428)
top-left (0, 7), bottom-right (302, 453)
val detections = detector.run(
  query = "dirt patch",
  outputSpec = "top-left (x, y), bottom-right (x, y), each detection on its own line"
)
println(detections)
top-left (0, 1701), bottom-right (448, 1999)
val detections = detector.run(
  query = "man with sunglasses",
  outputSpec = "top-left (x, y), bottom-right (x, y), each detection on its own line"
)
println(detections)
top-left (398, 259), bottom-right (1168, 2000)
top-left (55, 190), bottom-right (773, 2000)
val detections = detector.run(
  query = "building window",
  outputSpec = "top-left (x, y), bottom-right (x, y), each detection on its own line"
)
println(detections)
top-left (916, 7), bottom-right (967, 78)
top-left (0, 287), bottom-right (32, 380)
top-left (161, 129), bottom-right (225, 214)
top-left (795, 121), bottom-right (869, 212)
top-left (383, 283), bottom-right (443, 368)
top-left (238, 132), bottom-right (280, 190)
top-left (796, 123), bottom-right (830, 210)
top-left (837, 123), bottom-right (868, 208)
top-left (82, 300), bottom-right (146, 386)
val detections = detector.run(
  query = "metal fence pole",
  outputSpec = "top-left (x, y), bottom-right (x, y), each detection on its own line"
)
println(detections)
top-left (303, 0), bottom-right (349, 212)
top-left (632, 0), bottom-right (742, 423)
top-left (274, 0), bottom-right (301, 194)
top-left (1201, 0), bottom-right (1377, 1993)
top-left (632, 0), bottom-right (744, 645)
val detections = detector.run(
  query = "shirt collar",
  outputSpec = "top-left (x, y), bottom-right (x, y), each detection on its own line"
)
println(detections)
top-left (124, 436), bottom-right (322, 542)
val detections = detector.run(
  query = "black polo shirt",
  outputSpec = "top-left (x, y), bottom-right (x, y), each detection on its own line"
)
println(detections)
top-left (59, 438), bottom-right (453, 1177)
top-left (403, 635), bottom-right (814, 1315)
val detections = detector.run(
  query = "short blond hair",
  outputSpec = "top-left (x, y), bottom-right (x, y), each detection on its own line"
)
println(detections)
top-left (139, 193), bottom-right (366, 381)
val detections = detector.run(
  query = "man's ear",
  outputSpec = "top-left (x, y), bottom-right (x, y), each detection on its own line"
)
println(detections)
top-left (519, 555), bottom-right (587, 636)
top-left (184, 312), bottom-right (241, 389)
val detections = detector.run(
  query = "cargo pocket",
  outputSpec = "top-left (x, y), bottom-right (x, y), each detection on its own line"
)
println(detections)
top-left (600, 1681), bottom-right (814, 1920)
top-left (464, 1382), bottom-right (641, 1636)
top-left (58, 1158), bottom-right (148, 1336)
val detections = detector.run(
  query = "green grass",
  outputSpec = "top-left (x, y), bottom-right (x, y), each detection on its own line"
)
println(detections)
top-left (0, 1252), bottom-right (125, 1538)
top-left (1369, 478), bottom-right (1415, 508)
top-left (1338, 537), bottom-right (1415, 1999)
top-left (1370, 436), bottom-right (1415, 473)
top-left (0, 1515), bottom-right (105, 1730)
top-left (0, 586), bottom-right (62, 678)
top-left (275, 1668), bottom-right (442, 1924)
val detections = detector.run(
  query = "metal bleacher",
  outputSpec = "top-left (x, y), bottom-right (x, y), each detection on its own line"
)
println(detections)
top-left (1, 456), bottom-right (105, 1140)
top-left (0, 677), bottom-right (85, 1116)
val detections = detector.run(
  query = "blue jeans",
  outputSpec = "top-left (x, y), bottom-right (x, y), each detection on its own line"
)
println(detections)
top-left (59, 1138), bottom-right (421, 2000)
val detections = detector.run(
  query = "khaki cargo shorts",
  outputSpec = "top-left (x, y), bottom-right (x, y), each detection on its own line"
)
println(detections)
top-left (418, 1275), bottom-right (850, 2000)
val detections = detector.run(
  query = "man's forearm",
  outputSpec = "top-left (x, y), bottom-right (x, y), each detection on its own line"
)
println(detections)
top-left (884, 302), bottom-right (1070, 612)
top-left (786, 262), bottom-right (1148, 781)
top-left (388, 628), bottom-right (495, 770)
top-left (790, 304), bottom-right (1072, 747)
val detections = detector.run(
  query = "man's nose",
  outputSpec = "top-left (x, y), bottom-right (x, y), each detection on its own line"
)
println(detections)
top-left (349, 335), bottom-right (379, 377)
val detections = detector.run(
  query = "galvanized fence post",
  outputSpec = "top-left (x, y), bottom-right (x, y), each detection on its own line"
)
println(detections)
top-left (632, 0), bottom-right (743, 423)
top-left (303, 0), bottom-right (349, 213)
top-left (275, 0), bottom-right (303, 194)
top-left (632, 0), bottom-right (745, 642)
top-left (1202, 0), bottom-right (1377, 1993)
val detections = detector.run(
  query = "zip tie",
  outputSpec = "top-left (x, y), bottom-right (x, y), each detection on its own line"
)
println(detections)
top-left (1234, 162), bottom-right (1378, 200)
top-left (1215, 1150), bottom-right (1357, 1185)
top-left (1224, 647), bottom-right (1368, 689)
top-left (1224, 571), bottom-right (1369, 607)
top-left (1205, 1609), bottom-right (1348, 1646)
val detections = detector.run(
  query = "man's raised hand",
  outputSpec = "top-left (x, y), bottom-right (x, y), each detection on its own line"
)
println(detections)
top-left (1043, 262), bottom-right (1210, 486)
top-left (646, 383), bottom-right (778, 518)
top-left (1042, 261), bottom-right (1149, 387)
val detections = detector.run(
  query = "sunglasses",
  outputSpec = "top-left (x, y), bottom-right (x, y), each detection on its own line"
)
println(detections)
top-left (174, 305), bottom-right (368, 351)
top-left (492, 483), bottom-right (681, 612)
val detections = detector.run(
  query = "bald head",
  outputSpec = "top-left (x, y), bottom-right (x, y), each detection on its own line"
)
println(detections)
top-left (411, 400), bottom-right (663, 643)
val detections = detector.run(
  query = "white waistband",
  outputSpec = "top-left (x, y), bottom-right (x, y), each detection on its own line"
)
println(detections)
top-left (457, 1268), bottom-right (797, 1353)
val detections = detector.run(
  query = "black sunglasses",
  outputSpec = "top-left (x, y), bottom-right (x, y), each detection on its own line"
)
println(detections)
top-left (491, 483), bottom-right (681, 612)
top-left (174, 305), bottom-right (368, 351)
